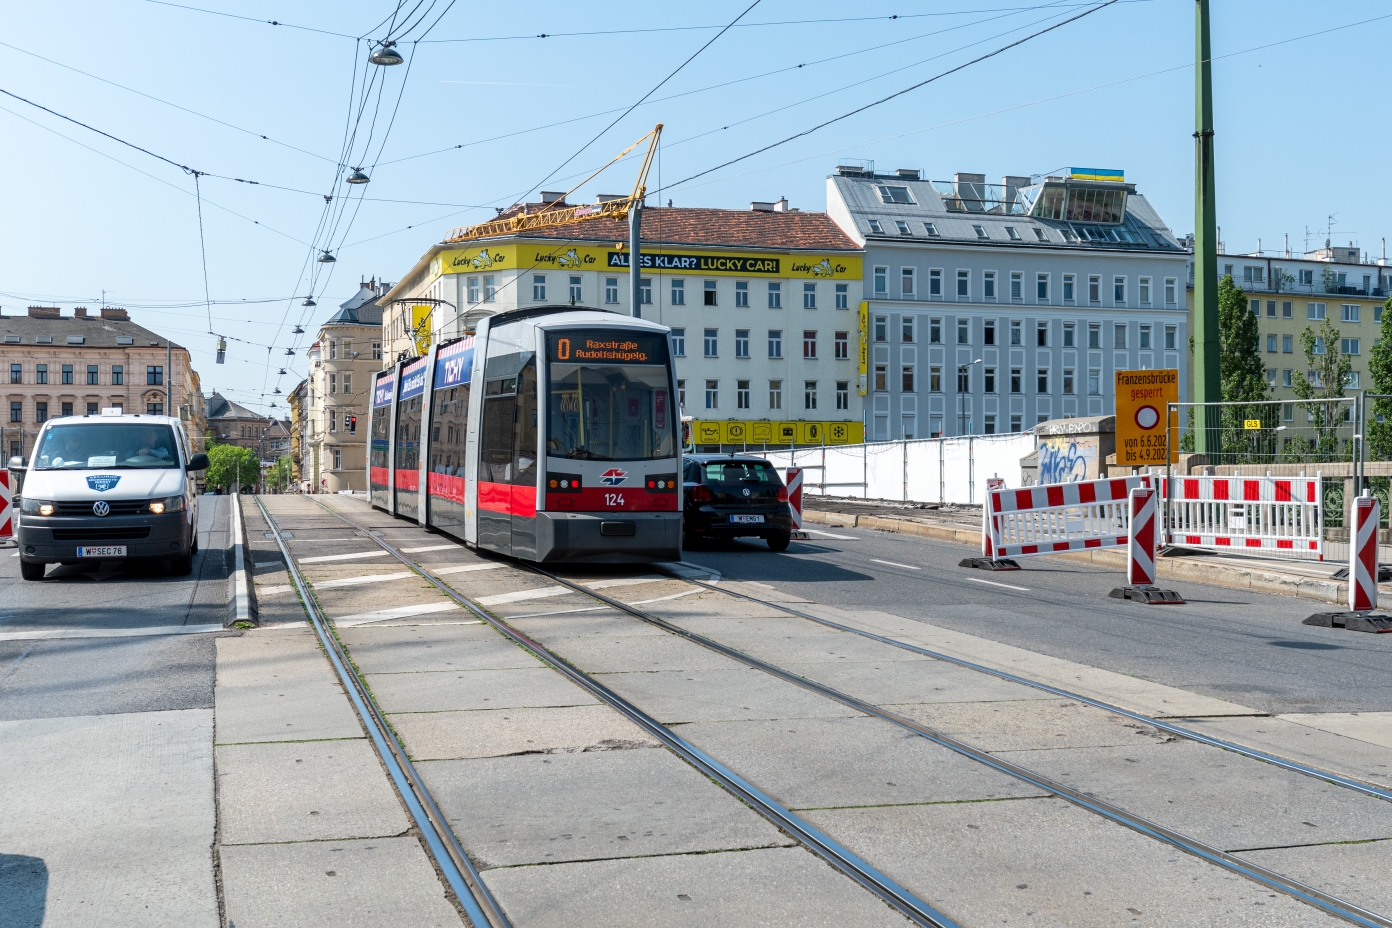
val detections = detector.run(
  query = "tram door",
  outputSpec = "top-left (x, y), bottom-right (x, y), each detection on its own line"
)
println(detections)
top-left (477, 356), bottom-right (538, 557)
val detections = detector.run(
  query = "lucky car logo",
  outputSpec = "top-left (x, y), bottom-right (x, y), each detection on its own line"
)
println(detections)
top-left (87, 475), bottom-right (121, 492)
top-left (600, 468), bottom-right (628, 486)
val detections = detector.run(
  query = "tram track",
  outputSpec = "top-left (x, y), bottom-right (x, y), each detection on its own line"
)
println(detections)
top-left (302, 494), bottom-right (1392, 928)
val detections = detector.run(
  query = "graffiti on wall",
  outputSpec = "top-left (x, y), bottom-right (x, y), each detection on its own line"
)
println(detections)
top-left (1037, 437), bottom-right (1095, 484)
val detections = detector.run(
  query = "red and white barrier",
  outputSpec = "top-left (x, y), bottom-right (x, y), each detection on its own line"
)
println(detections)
top-left (785, 467), bottom-right (804, 531)
top-left (1162, 474), bottom-right (1322, 558)
top-left (989, 475), bottom-right (1151, 559)
top-left (0, 469), bottom-right (11, 542)
top-left (1128, 486), bottom-right (1157, 586)
top-left (982, 477), bottom-right (1004, 557)
top-left (1350, 495), bottom-right (1379, 612)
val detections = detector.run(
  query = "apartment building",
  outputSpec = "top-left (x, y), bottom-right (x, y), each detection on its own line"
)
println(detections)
top-left (205, 392), bottom-right (289, 460)
top-left (303, 280), bottom-right (384, 492)
top-left (827, 163), bottom-right (1189, 439)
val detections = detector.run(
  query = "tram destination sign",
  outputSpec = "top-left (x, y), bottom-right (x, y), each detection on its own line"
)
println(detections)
top-left (549, 330), bottom-right (667, 365)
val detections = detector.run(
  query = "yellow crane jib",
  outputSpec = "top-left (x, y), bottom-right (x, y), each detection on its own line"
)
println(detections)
top-left (444, 124), bottom-right (662, 244)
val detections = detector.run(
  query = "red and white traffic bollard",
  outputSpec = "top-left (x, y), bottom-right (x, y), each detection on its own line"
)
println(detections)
top-left (784, 467), bottom-right (809, 539)
top-left (1305, 493), bottom-right (1392, 631)
top-left (1109, 485), bottom-right (1184, 604)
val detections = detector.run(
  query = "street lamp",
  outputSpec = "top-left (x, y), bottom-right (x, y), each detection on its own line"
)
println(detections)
top-left (368, 41), bottom-right (403, 66)
top-left (346, 168), bottom-right (370, 185)
top-left (957, 358), bottom-right (982, 436)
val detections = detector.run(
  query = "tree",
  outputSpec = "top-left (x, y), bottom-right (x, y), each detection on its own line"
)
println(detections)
top-left (268, 455), bottom-right (293, 491)
top-left (204, 444), bottom-right (259, 491)
top-left (1216, 275), bottom-right (1270, 460)
top-left (1367, 296), bottom-right (1392, 460)
top-left (1292, 317), bottom-right (1354, 459)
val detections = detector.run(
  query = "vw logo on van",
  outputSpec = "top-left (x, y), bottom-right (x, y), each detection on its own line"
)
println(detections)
top-left (92, 501), bottom-right (110, 517)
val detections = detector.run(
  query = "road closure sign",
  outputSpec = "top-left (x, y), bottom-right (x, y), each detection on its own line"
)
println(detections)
top-left (1114, 369), bottom-right (1179, 466)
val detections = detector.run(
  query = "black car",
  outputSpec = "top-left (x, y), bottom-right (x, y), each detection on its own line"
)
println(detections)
top-left (683, 454), bottom-right (795, 551)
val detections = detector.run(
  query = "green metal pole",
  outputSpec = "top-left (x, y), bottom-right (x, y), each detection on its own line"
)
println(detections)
top-left (1192, 0), bottom-right (1222, 456)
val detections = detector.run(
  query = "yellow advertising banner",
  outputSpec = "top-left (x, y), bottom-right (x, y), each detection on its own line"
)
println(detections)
top-left (721, 420), bottom-right (749, 444)
top-left (688, 420), bottom-right (864, 447)
top-left (410, 304), bottom-right (433, 355)
top-left (434, 243), bottom-right (862, 282)
top-left (858, 300), bottom-right (869, 396)
top-left (1114, 369), bottom-right (1179, 466)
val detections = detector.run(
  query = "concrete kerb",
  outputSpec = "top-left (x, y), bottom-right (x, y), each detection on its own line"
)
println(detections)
top-left (227, 490), bottom-right (256, 627)
top-left (802, 508), bottom-right (1350, 606)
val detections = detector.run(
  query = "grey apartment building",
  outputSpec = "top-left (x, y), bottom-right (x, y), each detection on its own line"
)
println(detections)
top-left (827, 164), bottom-right (1190, 439)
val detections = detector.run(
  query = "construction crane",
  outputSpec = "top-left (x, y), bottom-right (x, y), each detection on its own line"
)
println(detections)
top-left (444, 124), bottom-right (662, 244)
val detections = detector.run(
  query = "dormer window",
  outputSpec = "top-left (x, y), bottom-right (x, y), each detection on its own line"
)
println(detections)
top-left (1005, 226), bottom-right (1022, 241)
top-left (876, 185), bottom-right (915, 205)
top-left (923, 222), bottom-right (939, 236)
top-left (868, 219), bottom-right (884, 234)
top-left (973, 225), bottom-right (988, 239)
top-left (116, 336), bottom-right (134, 345)
top-left (67, 335), bottom-right (85, 344)
top-left (1033, 227), bottom-right (1048, 241)
top-left (895, 220), bottom-right (911, 235)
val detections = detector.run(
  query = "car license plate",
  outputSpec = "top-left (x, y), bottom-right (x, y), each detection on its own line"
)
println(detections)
top-left (77, 546), bottom-right (126, 558)
top-left (729, 514), bottom-right (764, 524)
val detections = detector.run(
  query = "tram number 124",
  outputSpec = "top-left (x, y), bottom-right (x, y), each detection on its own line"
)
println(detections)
top-left (604, 493), bottom-right (625, 507)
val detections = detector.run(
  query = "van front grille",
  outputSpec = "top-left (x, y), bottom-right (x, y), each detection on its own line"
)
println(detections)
top-left (55, 499), bottom-right (151, 516)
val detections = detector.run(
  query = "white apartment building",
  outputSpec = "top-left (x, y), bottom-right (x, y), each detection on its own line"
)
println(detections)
top-left (303, 280), bottom-right (384, 492)
top-left (827, 163), bottom-right (1190, 439)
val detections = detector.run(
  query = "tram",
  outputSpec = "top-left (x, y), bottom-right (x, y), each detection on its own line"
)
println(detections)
top-left (368, 306), bottom-right (681, 562)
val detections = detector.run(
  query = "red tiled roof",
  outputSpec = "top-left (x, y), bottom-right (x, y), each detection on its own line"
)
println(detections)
top-left (465, 206), bottom-right (858, 251)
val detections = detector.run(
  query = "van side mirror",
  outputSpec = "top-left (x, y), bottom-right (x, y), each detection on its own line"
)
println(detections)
top-left (187, 453), bottom-right (210, 471)
top-left (7, 455), bottom-right (23, 469)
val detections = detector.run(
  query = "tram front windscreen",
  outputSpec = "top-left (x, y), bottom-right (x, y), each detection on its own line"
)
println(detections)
top-left (546, 329), bottom-right (675, 462)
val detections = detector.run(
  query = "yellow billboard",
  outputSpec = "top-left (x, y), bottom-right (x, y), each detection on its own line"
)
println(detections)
top-left (434, 243), bottom-right (862, 282)
top-left (858, 301), bottom-right (869, 395)
top-left (1114, 369), bottom-right (1179, 466)
top-left (687, 420), bottom-right (864, 447)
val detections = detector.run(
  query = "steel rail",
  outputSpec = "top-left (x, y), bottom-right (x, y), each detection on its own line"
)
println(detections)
top-left (302, 496), bottom-right (961, 928)
top-left (521, 565), bottom-right (1392, 928)
top-left (252, 497), bottom-right (511, 928)
top-left (671, 574), bottom-right (1392, 804)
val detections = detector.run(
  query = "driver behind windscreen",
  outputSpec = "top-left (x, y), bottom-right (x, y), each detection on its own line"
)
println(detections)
top-left (130, 428), bottom-right (172, 461)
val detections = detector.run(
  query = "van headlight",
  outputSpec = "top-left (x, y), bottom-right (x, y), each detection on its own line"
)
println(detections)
top-left (22, 499), bottom-right (55, 516)
top-left (149, 496), bottom-right (185, 515)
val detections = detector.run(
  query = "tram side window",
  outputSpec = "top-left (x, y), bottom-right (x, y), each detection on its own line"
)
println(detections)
top-left (513, 360), bottom-right (538, 486)
top-left (430, 385), bottom-right (470, 477)
top-left (370, 396), bottom-right (391, 471)
top-left (481, 379), bottom-right (516, 484)
top-left (395, 395), bottom-right (422, 472)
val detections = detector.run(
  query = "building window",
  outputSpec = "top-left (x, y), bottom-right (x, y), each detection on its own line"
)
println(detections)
top-left (329, 339), bottom-right (338, 360)
top-left (901, 269), bottom-right (915, 298)
top-left (639, 278), bottom-right (652, 305)
top-left (1266, 300), bottom-right (1276, 318)
top-left (1266, 369), bottom-right (1277, 387)
top-left (533, 274), bottom-right (547, 301)
top-left (1088, 369), bottom-right (1100, 395)
top-left (329, 411), bottom-right (337, 432)
top-left (672, 279), bottom-right (686, 305)
top-left (803, 330), bottom-right (817, 359)
top-left (973, 224), bottom-right (988, 239)
top-left (112, 364), bottom-right (123, 385)
top-left (343, 373), bottom-right (352, 395)
top-left (1010, 272), bottom-right (1022, 301)
top-left (875, 316), bottom-right (888, 342)
top-left (1267, 334), bottom-right (1277, 353)
top-left (868, 219), bottom-right (883, 234)
top-left (836, 381), bottom-right (849, 410)
top-left (1063, 274), bottom-right (1075, 302)
top-left (1036, 273), bottom-right (1049, 302)
top-left (704, 280), bottom-right (718, 306)
top-left (953, 269), bottom-right (969, 300)
top-left (1011, 414), bottom-right (1022, 433)
top-left (835, 331), bottom-right (849, 359)
top-left (147, 365), bottom-right (163, 385)
top-left (329, 373), bottom-right (337, 395)
top-left (372, 342), bottom-right (382, 360)
top-left (1343, 304), bottom-right (1361, 323)
top-left (1350, 371), bottom-right (1361, 389)
top-left (467, 277), bottom-right (479, 303)
top-left (874, 266), bottom-right (887, 295)
top-left (924, 222), bottom-right (938, 235)
top-left (10, 401), bottom-right (21, 423)
top-left (1063, 368), bottom-right (1075, 395)
top-left (804, 282), bottom-right (817, 308)
top-left (1308, 302), bottom-right (1326, 320)
top-left (1088, 324), bottom-right (1101, 348)
top-left (835, 283), bottom-right (849, 309)
top-left (901, 364), bottom-right (915, 392)
top-left (735, 329), bottom-right (750, 359)
top-left (1282, 334), bottom-right (1293, 353)
top-left (956, 365), bottom-right (970, 392)
top-left (146, 403), bottom-right (162, 416)
top-left (902, 317), bottom-right (915, 343)
top-left (767, 282), bottom-right (782, 308)
top-left (1342, 338), bottom-right (1361, 355)
top-left (605, 277), bottom-right (619, 304)
top-left (735, 280), bottom-right (749, 307)
top-left (1139, 324), bottom-right (1151, 350)
top-left (1282, 369), bottom-right (1293, 387)
top-left (678, 379), bottom-right (686, 409)
top-left (1010, 320), bottom-right (1022, 346)
top-left (804, 381), bottom-right (818, 410)
top-left (984, 271), bottom-right (996, 301)
top-left (1139, 277), bottom-right (1151, 306)
top-left (929, 318), bottom-right (942, 344)
top-left (1114, 324), bottom-right (1127, 349)
top-left (1165, 278), bottom-right (1177, 306)
top-left (1036, 321), bottom-right (1048, 347)
top-left (768, 329), bottom-right (783, 358)
top-left (1063, 323), bottom-right (1075, 348)
top-left (35, 402), bottom-right (47, 423)
top-left (1165, 326), bottom-right (1177, 350)
top-left (9, 364), bottom-right (19, 384)
top-left (769, 380), bottom-right (782, 409)
top-left (87, 365), bottom-right (99, 385)
top-left (958, 319), bottom-right (970, 345)
top-left (1010, 368), bottom-right (1022, 394)
top-left (332, 448), bottom-right (341, 470)
top-left (1250, 298), bottom-right (1260, 316)
top-left (984, 414), bottom-right (996, 434)
top-left (984, 320), bottom-right (996, 345)
top-left (876, 364), bottom-right (889, 391)
top-left (1113, 276), bottom-right (1126, 304)
top-left (704, 380), bottom-right (718, 409)
top-left (736, 380), bottom-right (751, 409)
top-left (62, 364), bottom-right (73, 385)
top-left (895, 220), bottom-right (911, 235)
top-left (568, 275), bottom-right (582, 304)
top-left (984, 367), bottom-right (996, 393)
top-left (703, 328), bottom-right (718, 357)
top-left (1088, 275), bottom-right (1101, 303)
top-left (930, 365), bottom-right (942, 392)
top-left (1006, 226), bottom-right (1022, 241)
top-left (1037, 368), bottom-right (1049, 393)
top-left (671, 328), bottom-right (685, 356)
top-left (929, 269), bottom-right (942, 298)
top-left (484, 276), bottom-right (496, 301)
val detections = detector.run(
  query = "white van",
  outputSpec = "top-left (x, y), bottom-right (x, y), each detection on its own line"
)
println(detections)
top-left (11, 412), bottom-right (209, 581)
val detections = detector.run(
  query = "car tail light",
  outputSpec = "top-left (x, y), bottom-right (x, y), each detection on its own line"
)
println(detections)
top-left (777, 486), bottom-right (788, 502)
top-left (690, 485), bottom-right (712, 503)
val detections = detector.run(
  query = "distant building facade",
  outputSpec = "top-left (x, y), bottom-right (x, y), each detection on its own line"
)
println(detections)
top-left (304, 280), bottom-right (384, 492)
top-left (206, 391), bottom-right (289, 460)
top-left (827, 164), bottom-right (1189, 439)
top-left (287, 379), bottom-right (307, 488)
top-left (2, 305), bottom-right (204, 461)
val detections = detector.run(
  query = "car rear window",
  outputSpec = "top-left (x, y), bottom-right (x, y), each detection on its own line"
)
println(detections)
top-left (702, 461), bottom-right (778, 485)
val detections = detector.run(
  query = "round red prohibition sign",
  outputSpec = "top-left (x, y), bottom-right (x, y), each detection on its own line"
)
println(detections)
top-left (1134, 405), bottom-right (1160, 430)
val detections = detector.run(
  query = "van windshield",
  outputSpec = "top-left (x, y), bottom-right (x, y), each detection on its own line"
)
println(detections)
top-left (33, 423), bottom-right (180, 469)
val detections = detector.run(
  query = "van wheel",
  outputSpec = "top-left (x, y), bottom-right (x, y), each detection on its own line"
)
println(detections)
top-left (191, 536), bottom-right (199, 555)
top-left (20, 560), bottom-right (46, 581)
top-left (767, 533), bottom-right (791, 552)
top-left (170, 552), bottom-right (194, 576)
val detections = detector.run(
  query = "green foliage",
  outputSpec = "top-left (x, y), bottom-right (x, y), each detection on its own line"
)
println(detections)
top-left (268, 455), bottom-right (293, 491)
top-left (204, 444), bottom-right (259, 490)
top-left (204, 431), bottom-right (221, 448)
top-left (1367, 296), bottom-right (1392, 460)
top-left (1218, 275), bottom-right (1268, 407)
top-left (1292, 317), bottom-right (1353, 458)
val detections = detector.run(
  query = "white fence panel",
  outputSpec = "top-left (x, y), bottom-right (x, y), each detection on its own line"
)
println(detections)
top-left (905, 440), bottom-right (943, 503)
top-left (864, 442), bottom-right (903, 500)
top-left (943, 440), bottom-right (974, 503)
top-left (974, 434), bottom-right (1035, 488)
top-left (823, 445), bottom-right (866, 497)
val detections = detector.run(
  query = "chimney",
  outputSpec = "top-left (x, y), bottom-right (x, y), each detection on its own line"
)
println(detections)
top-left (773, 197), bottom-right (790, 212)
top-left (539, 191), bottom-right (566, 204)
top-left (99, 307), bottom-right (130, 321)
top-left (74, 306), bottom-right (88, 318)
top-left (27, 306), bottom-right (61, 319)
top-left (895, 168), bottom-right (921, 180)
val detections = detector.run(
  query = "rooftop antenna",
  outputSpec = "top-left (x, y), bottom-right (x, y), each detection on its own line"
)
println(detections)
top-left (1284, 232), bottom-right (1289, 258)
top-left (1305, 226), bottom-right (1311, 253)
top-left (1327, 213), bottom-right (1337, 248)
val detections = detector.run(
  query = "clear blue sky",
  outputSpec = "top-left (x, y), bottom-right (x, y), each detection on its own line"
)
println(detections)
top-left (3, 0), bottom-right (1388, 413)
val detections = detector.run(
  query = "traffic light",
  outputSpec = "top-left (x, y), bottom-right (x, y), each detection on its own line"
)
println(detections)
top-left (348, 415), bottom-right (357, 434)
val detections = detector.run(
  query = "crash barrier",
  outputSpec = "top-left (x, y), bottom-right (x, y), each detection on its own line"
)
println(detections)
top-left (1162, 474), bottom-right (1323, 559)
top-left (765, 433), bottom-right (1034, 505)
top-left (1350, 495), bottom-right (1379, 612)
top-left (0, 469), bottom-right (10, 541)
top-left (1128, 487), bottom-right (1158, 586)
top-left (988, 475), bottom-right (1151, 559)
top-left (982, 477), bottom-right (1005, 558)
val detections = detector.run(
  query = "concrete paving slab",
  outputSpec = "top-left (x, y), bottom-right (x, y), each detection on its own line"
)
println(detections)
top-left (535, 632), bottom-right (742, 674)
top-left (420, 748), bottom-right (791, 868)
top-left (1177, 715), bottom-right (1392, 790)
top-left (217, 739), bottom-right (409, 844)
top-left (1243, 840), bottom-right (1392, 920)
top-left (994, 739), bottom-right (1392, 850)
top-left (778, 656), bottom-right (1052, 706)
top-left (215, 632), bottom-right (363, 743)
top-left (335, 602), bottom-right (463, 626)
top-left (803, 798), bottom-right (1338, 928)
top-left (220, 837), bottom-right (463, 928)
top-left (1280, 711), bottom-right (1392, 750)
top-left (599, 666), bottom-right (862, 724)
top-left (506, 611), bottom-right (671, 639)
top-left (0, 709), bottom-right (218, 928)
top-left (338, 624), bottom-right (528, 673)
top-left (215, 627), bottom-right (327, 687)
top-left (391, 705), bottom-right (659, 760)
top-left (483, 845), bottom-right (908, 928)
top-left (366, 667), bottom-right (597, 714)
top-left (671, 614), bottom-right (929, 665)
top-left (678, 715), bottom-right (1045, 809)
top-left (891, 699), bottom-right (1174, 753)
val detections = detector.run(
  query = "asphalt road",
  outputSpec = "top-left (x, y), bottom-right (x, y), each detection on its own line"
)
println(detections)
top-left (683, 524), bottom-right (1392, 716)
top-left (0, 494), bottom-right (234, 721)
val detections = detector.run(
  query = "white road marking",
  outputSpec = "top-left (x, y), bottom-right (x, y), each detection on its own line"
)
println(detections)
top-left (476, 585), bottom-right (571, 606)
top-left (257, 584), bottom-right (294, 598)
top-left (805, 529), bottom-right (856, 540)
top-left (315, 571), bottom-right (416, 590)
top-left (964, 576), bottom-right (1031, 591)
top-left (11, 552), bottom-right (19, 557)
top-left (333, 601), bottom-right (461, 626)
top-left (299, 550), bottom-right (391, 564)
top-left (632, 588), bottom-right (702, 605)
top-left (507, 585), bottom-right (700, 619)
top-left (431, 563), bottom-right (503, 575)
top-left (401, 543), bottom-right (459, 553)
top-left (871, 558), bottom-right (921, 570)
top-left (584, 576), bottom-right (668, 590)
top-left (0, 624), bottom-right (226, 642)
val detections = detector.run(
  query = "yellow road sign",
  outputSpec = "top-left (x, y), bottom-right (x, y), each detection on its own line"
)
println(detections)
top-left (1243, 418), bottom-right (1262, 430)
top-left (1114, 369), bottom-right (1179, 466)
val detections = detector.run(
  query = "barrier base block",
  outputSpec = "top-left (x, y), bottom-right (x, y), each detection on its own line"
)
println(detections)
top-left (1303, 612), bottom-right (1392, 633)
top-left (790, 530), bottom-right (811, 540)
top-left (959, 557), bottom-right (1022, 571)
top-left (1108, 585), bottom-right (1185, 605)
top-left (1330, 566), bottom-right (1392, 582)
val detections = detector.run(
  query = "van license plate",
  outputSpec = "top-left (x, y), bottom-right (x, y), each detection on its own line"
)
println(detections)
top-left (77, 546), bottom-right (126, 558)
top-left (729, 514), bottom-right (764, 524)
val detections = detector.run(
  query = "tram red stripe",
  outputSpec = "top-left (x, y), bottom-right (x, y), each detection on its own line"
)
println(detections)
top-left (395, 469), bottom-right (418, 492)
top-left (370, 466), bottom-right (389, 488)
top-left (427, 472), bottom-right (466, 503)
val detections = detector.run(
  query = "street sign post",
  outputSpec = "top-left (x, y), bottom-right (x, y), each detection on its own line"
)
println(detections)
top-left (1115, 369), bottom-right (1179, 467)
